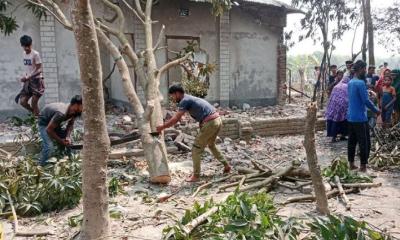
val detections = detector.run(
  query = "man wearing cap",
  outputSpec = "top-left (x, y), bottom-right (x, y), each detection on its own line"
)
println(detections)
top-left (344, 60), bottom-right (353, 78)
top-left (156, 84), bottom-right (231, 182)
top-left (347, 60), bottom-right (380, 172)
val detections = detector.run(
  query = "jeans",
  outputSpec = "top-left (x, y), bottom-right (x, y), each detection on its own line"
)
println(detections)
top-left (39, 125), bottom-right (67, 165)
top-left (39, 125), bottom-right (54, 165)
top-left (348, 122), bottom-right (371, 165)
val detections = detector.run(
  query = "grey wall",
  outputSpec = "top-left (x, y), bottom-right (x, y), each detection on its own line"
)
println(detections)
top-left (152, 0), bottom-right (219, 103)
top-left (229, 7), bottom-right (281, 106)
top-left (0, 0), bottom-right (41, 119)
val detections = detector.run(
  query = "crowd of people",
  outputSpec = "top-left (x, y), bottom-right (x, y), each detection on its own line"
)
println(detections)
top-left (324, 60), bottom-right (400, 172)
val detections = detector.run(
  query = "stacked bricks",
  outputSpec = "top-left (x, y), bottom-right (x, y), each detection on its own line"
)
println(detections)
top-left (218, 13), bottom-right (231, 107)
top-left (132, 17), bottom-right (146, 103)
top-left (220, 118), bottom-right (239, 139)
top-left (39, 15), bottom-right (59, 104)
top-left (239, 120), bottom-right (253, 142)
top-left (276, 30), bottom-right (287, 105)
top-left (220, 117), bottom-right (326, 140)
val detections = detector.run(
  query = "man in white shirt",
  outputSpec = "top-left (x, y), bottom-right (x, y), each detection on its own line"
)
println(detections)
top-left (16, 35), bottom-right (44, 116)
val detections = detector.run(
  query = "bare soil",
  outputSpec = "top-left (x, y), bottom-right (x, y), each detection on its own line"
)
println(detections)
top-left (2, 131), bottom-right (400, 240)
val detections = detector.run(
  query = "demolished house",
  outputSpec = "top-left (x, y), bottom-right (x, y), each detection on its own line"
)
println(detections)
top-left (0, 0), bottom-right (300, 119)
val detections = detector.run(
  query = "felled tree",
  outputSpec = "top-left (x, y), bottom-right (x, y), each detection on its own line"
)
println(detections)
top-left (374, 1), bottom-right (400, 54)
top-left (27, 0), bottom-right (230, 184)
top-left (292, 0), bottom-right (356, 103)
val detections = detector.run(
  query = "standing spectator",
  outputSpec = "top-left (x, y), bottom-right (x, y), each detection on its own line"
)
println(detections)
top-left (380, 76), bottom-right (397, 128)
top-left (344, 60), bottom-right (353, 78)
top-left (366, 65), bottom-right (379, 90)
top-left (328, 65), bottom-right (338, 85)
top-left (376, 69), bottom-right (392, 96)
top-left (391, 69), bottom-right (400, 124)
top-left (327, 69), bottom-right (343, 96)
top-left (347, 60), bottom-right (380, 172)
top-left (325, 70), bottom-right (348, 142)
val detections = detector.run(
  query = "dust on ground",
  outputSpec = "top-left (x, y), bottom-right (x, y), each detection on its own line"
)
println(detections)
top-left (1, 97), bottom-right (399, 239)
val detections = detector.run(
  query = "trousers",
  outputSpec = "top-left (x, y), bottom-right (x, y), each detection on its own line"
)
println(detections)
top-left (347, 122), bottom-right (371, 165)
top-left (192, 117), bottom-right (227, 176)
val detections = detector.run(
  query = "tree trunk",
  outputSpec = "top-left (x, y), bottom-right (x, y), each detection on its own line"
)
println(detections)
top-left (365, 0), bottom-right (375, 65)
top-left (142, 1), bottom-right (171, 183)
top-left (303, 102), bottom-right (329, 215)
top-left (96, 28), bottom-right (170, 184)
top-left (71, 1), bottom-right (110, 239)
top-left (361, 0), bottom-right (368, 62)
top-left (299, 69), bottom-right (306, 95)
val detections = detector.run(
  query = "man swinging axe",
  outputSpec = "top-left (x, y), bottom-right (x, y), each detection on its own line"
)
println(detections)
top-left (157, 84), bottom-right (231, 182)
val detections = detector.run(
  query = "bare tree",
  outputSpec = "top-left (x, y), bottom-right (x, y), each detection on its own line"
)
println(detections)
top-left (71, 0), bottom-right (110, 239)
top-left (292, 0), bottom-right (356, 105)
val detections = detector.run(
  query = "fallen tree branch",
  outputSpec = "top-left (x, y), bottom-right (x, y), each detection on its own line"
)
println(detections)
top-left (6, 190), bottom-right (53, 237)
top-left (192, 175), bottom-right (233, 197)
top-left (182, 206), bottom-right (219, 235)
top-left (284, 188), bottom-right (359, 205)
top-left (239, 161), bottom-right (300, 192)
top-left (334, 176), bottom-right (351, 210)
top-left (236, 167), bottom-right (258, 175)
top-left (251, 160), bottom-right (272, 173)
top-left (338, 182), bottom-right (382, 189)
top-left (238, 176), bottom-right (246, 189)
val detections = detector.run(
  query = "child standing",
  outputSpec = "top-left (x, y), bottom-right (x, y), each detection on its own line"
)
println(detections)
top-left (367, 89), bottom-right (378, 129)
top-left (380, 76), bottom-right (397, 128)
top-left (15, 35), bottom-right (44, 116)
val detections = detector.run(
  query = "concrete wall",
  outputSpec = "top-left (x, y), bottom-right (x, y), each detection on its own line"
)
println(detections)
top-left (0, 1), bottom-right (287, 120)
top-left (151, 0), bottom-right (219, 103)
top-left (229, 6), bottom-right (283, 106)
top-left (0, 0), bottom-right (41, 119)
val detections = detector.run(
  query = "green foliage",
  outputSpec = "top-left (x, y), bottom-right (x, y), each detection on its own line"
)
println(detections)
top-left (309, 214), bottom-right (391, 240)
top-left (177, 40), bottom-right (215, 98)
top-left (374, 1), bottom-right (400, 54)
top-left (0, 155), bottom-right (82, 216)
top-left (0, 0), bottom-right (18, 35)
top-left (25, 2), bottom-right (47, 20)
top-left (163, 191), bottom-right (303, 240)
top-left (163, 191), bottom-right (391, 240)
top-left (322, 158), bottom-right (372, 183)
top-left (108, 177), bottom-right (125, 197)
top-left (210, 0), bottom-right (231, 16)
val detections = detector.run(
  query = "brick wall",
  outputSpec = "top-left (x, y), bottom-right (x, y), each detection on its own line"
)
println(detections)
top-left (40, 15), bottom-right (59, 104)
top-left (218, 13), bottom-right (231, 106)
top-left (133, 17), bottom-right (146, 103)
top-left (277, 31), bottom-right (287, 105)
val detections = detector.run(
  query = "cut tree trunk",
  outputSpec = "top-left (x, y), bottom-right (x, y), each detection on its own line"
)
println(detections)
top-left (96, 28), bottom-right (170, 184)
top-left (304, 102), bottom-right (329, 215)
top-left (71, 0), bottom-right (110, 239)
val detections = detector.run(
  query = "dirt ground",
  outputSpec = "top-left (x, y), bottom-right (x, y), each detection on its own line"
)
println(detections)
top-left (2, 130), bottom-right (400, 240)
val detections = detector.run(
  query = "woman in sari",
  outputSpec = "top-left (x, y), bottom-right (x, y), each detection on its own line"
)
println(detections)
top-left (325, 71), bottom-right (349, 142)
top-left (391, 69), bottom-right (400, 124)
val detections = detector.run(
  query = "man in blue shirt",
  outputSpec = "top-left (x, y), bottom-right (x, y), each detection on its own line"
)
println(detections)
top-left (347, 60), bottom-right (380, 172)
top-left (157, 84), bottom-right (231, 182)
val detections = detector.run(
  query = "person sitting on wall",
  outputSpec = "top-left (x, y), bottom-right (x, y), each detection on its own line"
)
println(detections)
top-left (156, 84), bottom-right (231, 182)
top-left (37, 95), bottom-right (83, 165)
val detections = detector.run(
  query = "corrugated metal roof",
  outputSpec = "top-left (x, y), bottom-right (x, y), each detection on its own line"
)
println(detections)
top-left (190, 0), bottom-right (302, 13)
